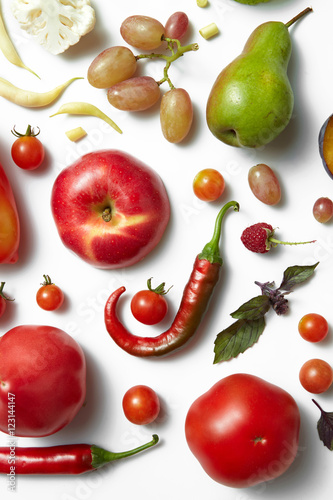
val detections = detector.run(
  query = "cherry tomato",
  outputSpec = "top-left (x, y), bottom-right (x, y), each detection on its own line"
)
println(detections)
top-left (298, 313), bottom-right (329, 342)
top-left (0, 282), bottom-right (14, 318)
top-left (299, 358), bottom-right (333, 394)
top-left (122, 385), bottom-right (160, 425)
top-left (193, 168), bottom-right (225, 202)
top-left (11, 125), bottom-right (45, 170)
top-left (130, 278), bottom-right (171, 325)
top-left (36, 275), bottom-right (64, 311)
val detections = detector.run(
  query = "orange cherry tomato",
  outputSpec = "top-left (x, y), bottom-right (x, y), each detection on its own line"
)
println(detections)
top-left (299, 358), bottom-right (333, 394)
top-left (193, 168), bottom-right (225, 202)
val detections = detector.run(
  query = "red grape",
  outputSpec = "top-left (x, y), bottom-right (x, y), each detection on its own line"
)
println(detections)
top-left (248, 164), bottom-right (281, 205)
top-left (87, 46), bottom-right (137, 89)
top-left (107, 76), bottom-right (161, 111)
top-left (313, 197), bottom-right (333, 223)
top-left (120, 15), bottom-right (165, 50)
top-left (164, 12), bottom-right (189, 40)
top-left (160, 88), bottom-right (193, 143)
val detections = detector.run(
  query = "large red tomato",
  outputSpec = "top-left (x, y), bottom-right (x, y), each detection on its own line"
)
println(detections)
top-left (185, 373), bottom-right (300, 488)
top-left (0, 325), bottom-right (86, 437)
top-left (51, 149), bottom-right (170, 269)
top-left (0, 162), bottom-right (20, 264)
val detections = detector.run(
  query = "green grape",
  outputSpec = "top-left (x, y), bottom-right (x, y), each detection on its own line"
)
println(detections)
top-left (160, 88), bottom-right (193, 143)
top-left (87, 46), bottom-right (137, 89)
top-left (120, 15), bottom-right (165, 50)
top-left (248, 164), bottom-right (281, 205)
top-left (107, 76), bottom-right (161, 111)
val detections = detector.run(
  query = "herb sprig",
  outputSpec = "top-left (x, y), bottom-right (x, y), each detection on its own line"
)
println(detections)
top-left (213, 263), bottom-right (319, 364)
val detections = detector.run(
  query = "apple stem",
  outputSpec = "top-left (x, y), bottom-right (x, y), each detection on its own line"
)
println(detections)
top-left (285, 7), bottom-right (313, 29)
top-left (102, 207), bottom-right (112, 222)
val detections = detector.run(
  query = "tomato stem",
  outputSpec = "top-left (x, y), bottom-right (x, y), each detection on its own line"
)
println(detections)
top-left (0, 282), bottom-right (14, 302)
top-left (41, 275), bottom-right (53, 286)
top-left (147, 277), bottom-right (172, 295)
top-left (11, 124), bottom-right (41, 138)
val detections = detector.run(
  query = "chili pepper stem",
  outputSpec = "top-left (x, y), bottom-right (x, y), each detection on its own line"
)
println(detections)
top-left (91, 434), bottom-right (159, 469)
top-left (198, 201), bottom-right (239, 265)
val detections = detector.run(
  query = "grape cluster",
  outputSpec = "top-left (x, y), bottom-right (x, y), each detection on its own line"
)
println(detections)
top-left (87, 12), bottom-right (198, 143)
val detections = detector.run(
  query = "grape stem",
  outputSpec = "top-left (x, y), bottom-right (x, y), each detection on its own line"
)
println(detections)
top-left (135, 38), bottom-right (199, 90)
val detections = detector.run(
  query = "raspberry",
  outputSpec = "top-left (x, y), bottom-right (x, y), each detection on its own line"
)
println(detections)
top-left (241, 222), bottom-right (316, 254)
top-left (241, 223), bottom-right (274, 253)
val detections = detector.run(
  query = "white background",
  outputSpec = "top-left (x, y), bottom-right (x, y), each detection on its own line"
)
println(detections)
top-left (0, 0), bottom-right (333, 499)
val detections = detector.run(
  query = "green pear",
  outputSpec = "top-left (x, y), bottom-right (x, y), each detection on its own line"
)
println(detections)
top-left (206, 8), bottom-right (312, 148)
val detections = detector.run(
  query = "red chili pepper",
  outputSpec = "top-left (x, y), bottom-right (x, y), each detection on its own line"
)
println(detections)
top-left (0, 435), bottom-right (158, 475)
top-left (104, 200), bottom-right (239, 357)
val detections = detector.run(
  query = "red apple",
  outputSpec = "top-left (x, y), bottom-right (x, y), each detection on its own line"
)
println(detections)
top-left (51, 150), bottom-right (170, 269)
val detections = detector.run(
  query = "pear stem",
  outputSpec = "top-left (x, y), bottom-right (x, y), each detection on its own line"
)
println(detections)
top-left (285, 7), bottom-right (313, 29)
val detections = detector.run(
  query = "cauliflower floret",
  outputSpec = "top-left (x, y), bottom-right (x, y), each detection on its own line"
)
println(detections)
top-left (11, 0), bottom-right (96, 55)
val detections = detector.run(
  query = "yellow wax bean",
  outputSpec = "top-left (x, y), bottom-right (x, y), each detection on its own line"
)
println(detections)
top-left (65, 127), bottom-right (87, 142)
top-left (0, 1), bottom-right (39, 78)
top-left (50, 102), bottom-right (123, 134)
top-left (0, 77), bottom-right (83, 107)
top-left (199, 23), bottom-right (219, 40)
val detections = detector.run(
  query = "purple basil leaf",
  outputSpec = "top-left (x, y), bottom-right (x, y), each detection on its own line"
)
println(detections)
top-left (230, 295), bottom-right (270, 321)
top-left (279, 263), bottom-right (319, 291)
top-left (313, 399), bottom-right (333, 451)
top-left (213, 317), bottom-right (265, 363)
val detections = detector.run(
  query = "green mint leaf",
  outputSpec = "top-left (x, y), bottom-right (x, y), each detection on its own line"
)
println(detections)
top-left (213, 317), bottom-right (265, 363)
top-left (231, 295), bottom-right (271, 320)
top-left (313, 399), bottom-right (333, 451)
top-left (279, 262), bottom-right (319, 291)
